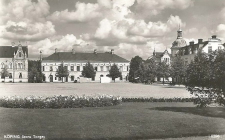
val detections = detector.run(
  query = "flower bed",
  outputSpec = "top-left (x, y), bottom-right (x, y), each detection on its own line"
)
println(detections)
top-left (0, 94), bottom-right (122, 109)
top-left (122, 97), bottom-right (195, 102)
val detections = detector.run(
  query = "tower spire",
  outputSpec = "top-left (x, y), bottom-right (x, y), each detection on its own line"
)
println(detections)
top-left (177, 24), bottom-right (182, 39)
top-left (153, 47), bottom-right (156, 56)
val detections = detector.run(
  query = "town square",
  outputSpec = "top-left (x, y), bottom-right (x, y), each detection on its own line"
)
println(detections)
top-left (1, 0), bottom-right (225, 140)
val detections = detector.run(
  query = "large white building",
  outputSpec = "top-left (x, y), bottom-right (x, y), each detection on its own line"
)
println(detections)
top-left (41, 49), bottom-right (130, 82)
top-left (0, 44), bottom-right (28, 82)
top-left (151, 27), bottom-right (225, 65)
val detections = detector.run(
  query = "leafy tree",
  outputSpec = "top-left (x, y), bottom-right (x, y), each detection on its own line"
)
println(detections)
top-left (185, 51), bottom-right (222, 107)
top-left (170, 56), bottom-right (186, 85)
top-left (82, 62), bottom-right (96, 79)
top-left (136, 63), bottom-right (147, 83)
top-left (108, 64), bottom-right (122, 82)
top-left (157, 61), bottom-right (170, 85)
top-left (56, 63), bottom-right (69, 83)
top-left (145, 58), bottom-right (158, 84)
top-left (1, 64), bottom-right (9, 82)
top-left (128, 56), bottom-right (143, 82)
top-left (28, 60), bottom-right (42, 83)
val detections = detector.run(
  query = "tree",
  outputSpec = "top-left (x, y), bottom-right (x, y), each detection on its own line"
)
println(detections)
top-left (128, 56), bottom-right (143, 82)
top-left (185, 51), bottom-right (220, 107)
top-left (157, 61), bottom-right (170, 85)
top-left (145, 57), bottom-right (158, 84)
top-left (170, 56), bottom-right (186, 85)
top-left (136, 63), bottom-right (147, 83)
top-left (1, 65), bottom-right (9, 82)
top-left (108, 64), bottom-right (122, 82)
top-left (56, 63), bottom-right (69, 83)
top-left (28, 60), bottom-right (42, 83)
top-left (82, 62), bottom-right (96, 80)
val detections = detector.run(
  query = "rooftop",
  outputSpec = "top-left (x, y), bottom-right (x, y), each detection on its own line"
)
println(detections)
top-left (0, 46), bottom-right (28, 58)
top-left (42, 52), bottom-right (129, 63)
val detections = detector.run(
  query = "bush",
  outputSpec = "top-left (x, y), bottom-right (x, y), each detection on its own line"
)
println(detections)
top-left (122, 97), bottom-right (194, 102)
top-left (0, 94), bottom-right (122, 109)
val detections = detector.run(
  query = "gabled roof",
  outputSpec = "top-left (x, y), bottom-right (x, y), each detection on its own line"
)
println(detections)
top-left (42, 52), bottom-right (129, 63)
top-left (0, 46), bottom-right (28, 58)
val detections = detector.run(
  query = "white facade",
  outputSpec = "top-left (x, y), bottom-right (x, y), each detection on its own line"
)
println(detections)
top-left (41, 61), bottom-right (129, 83)
top-left (180, 36), bottom-right (224, 64)
top-left (0, 45), bottom-right (28, 83)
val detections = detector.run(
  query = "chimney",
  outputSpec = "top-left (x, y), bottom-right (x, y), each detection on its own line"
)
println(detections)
top-left (94, 49), bottom-right (97, 54)
top-left (40, 50), bottom-right (42, 61)
top-left (55, 48), bottom-right (57, 53)
top-left (111, 49), bottom-right (114, 54)
top-left (198, 39), bottom-right (203, 44)
top-left (72, 49), bottom-right (75, 54)
top-left (189, 41), bottom-right (194, 45)
top-left (212, 35), bottom-right (217, 39)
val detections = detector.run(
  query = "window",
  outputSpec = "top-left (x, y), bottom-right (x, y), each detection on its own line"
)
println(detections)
top-left (50, 66), bottom-right (53, 71)
top-left (120, 66), bottom-right (123, 72)
top-left (127, 66), bottom-right (129, 71)
top-left (58, 66), bottom-right (61, 70)
top-left (9, 73), bottom-right (12, 79)
top-left (19, 73), bottom-right (22, 79)
top-left (1, 63), bottom-right (4, 69)
top-left (71, 66), bottom-right (74, 71)
top-left (71, 76), bottom-right (74, 81)
top-left (95, 67), bottom-right (97, 71)
top-left (64, 66), bottom-right (68, 70)
top-left (55, 77), bottom-right (57, 80)
top-left (106, 66), bottom-right (109, 71)
top-left (77, 66), bottom-right (80, 71)
top-left (19, 52), bottom-right (22, 57)
top-left (208, 46), bottom-right (212, 53)
top-left (42, 66), bottom-right (45, 71)
top-left (9, 63), bottom-right (12, 69)
top-left (100, 66), bottom-right (103, 71)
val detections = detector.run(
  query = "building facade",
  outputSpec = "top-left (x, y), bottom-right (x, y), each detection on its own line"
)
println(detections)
top-left (41, 49), bottom-right (130, 82)
top-left (178, 35), bottom-right (225, 64)
top-left (0, 44), bottom-right (28, 82)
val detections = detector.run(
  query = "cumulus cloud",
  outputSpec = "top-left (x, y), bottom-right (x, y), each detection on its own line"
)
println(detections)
top-left (215, 24), bottom-right (225, 41)
top-left (0, 0), bottom-right (55, 42)
top-left (49, 2), bottom-right (101, 22)
top-left (30, 34), bottom-right (90, 56)
top-left (48, 0), bottom-right (135, 23)
top-left (135, 0), bottom-right (193, 17)
top-left (92, 15), bottom-right (184, 46)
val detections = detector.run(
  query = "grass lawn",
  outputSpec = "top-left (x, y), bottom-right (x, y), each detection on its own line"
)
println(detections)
top-left (0, 83), bottom-right (191, 98)
top-left (1, 102), bottom-right (225, 140)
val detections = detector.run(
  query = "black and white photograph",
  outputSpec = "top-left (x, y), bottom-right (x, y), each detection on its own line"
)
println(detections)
top-left (1, 0), bottom-right (225, 139)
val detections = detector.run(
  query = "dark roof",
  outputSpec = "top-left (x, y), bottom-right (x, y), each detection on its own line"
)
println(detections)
top-left (154, 52), bottom-right (164, 58)
top-left (42, 52), bottom-right (129, 63)
top-left (0, 46), bottom-right (28, 58)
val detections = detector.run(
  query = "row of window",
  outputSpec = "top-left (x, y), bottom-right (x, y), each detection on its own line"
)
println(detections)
top-left (0, 73), bottom-right (23, 79)
top-left (43, 65), bottom-right (128, 72)
top-left (1, 62), bottom-right (24, 69)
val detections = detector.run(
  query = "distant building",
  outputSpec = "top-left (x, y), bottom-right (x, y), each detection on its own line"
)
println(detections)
top-left (151, 49), bottom-right (171, 65)
top-left (0, 44), bottom-right (28, 82)
top-left (41, 49), bottom-right (130, 82)
top-left (178, 35), bottom-right (225, 65)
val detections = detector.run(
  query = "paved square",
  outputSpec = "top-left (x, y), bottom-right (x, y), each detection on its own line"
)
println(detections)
top-left (0, 83), bottom-right (191, 98)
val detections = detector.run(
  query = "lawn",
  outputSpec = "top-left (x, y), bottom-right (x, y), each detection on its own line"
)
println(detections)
top-left (1, 102), bottom-right (225, 140)
top-left (0, 82), bottom-right (191, 98)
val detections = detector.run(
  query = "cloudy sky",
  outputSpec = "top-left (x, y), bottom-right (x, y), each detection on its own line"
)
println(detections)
top-left (1, 0), bottom-right (225, 60)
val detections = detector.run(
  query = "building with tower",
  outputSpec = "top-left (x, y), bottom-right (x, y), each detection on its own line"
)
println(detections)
top-left (0, 44), bottom-right (28, 82)
top-left (171, 26), bottom-right (187, 57)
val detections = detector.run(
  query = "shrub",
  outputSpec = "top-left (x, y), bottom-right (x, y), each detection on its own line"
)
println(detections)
top-left (0, 94), bottom-right (122, 109)
top-left (122, 97), bottom-right (195, 102)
